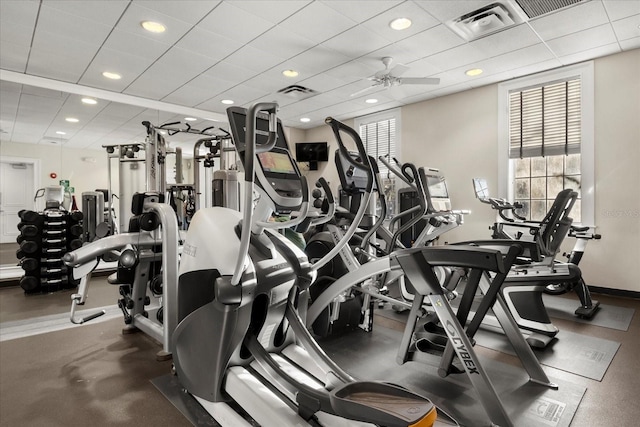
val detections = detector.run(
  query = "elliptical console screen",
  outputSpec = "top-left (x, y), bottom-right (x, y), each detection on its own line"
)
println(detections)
top-left (472, 178), bottom-right (489, 200)
top-left (226, 106), bottom-right (289, 152)
top-left (425, 172), bottom-right (451, 212)
top-left (258, 151), bottom-right (297, 177)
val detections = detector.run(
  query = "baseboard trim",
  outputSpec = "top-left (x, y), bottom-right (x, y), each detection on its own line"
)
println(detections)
top-left (590, 286), bottom-right (640, 299)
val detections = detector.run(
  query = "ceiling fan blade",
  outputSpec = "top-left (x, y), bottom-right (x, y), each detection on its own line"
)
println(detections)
top-left (350, 84), bottom-right (379, 97)
top-left (398, 77), bottom-right (440, 85)
top-left (389, 63), bottom-right (409, 77)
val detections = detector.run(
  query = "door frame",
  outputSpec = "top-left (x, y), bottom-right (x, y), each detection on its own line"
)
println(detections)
top-left (0, 156), bottom-right (41, 206)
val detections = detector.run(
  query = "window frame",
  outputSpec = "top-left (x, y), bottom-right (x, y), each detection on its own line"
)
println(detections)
top-left (353, 107), bottom-right (402, 172)
top-left (498, 61), bottom-right (595, 226)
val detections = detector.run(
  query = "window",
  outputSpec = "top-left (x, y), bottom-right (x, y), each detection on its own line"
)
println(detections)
top-left (498, 62), bottom-right (594, 225)
top-left (354, 108), bottom-right (401, 217)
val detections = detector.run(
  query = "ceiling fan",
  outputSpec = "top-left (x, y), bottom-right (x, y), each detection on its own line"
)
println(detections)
top-left (351, 57), bottom-right (440, 97)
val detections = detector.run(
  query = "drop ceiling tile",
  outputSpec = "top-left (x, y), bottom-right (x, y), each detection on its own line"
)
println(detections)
top-left (611, 14), bottom-right (640, 41)
top-left (228, 1), bottom-right (312, 24)
top-left (0, 20), bottom-right (35, 47)
top-left (43, 0), bottom-right (128, 24)
top-left (0, 0), bottom-right (39, 27)
top-left (473, 43), bottom-right (555, 75)
top-left (98, 102), bottom-right (147, 120)
top-left (557, 42), bottom-right (621, 66)
top-left (546, 24), bottom-right (617, 57)
top-left (176, 26), bottom-right (243, 60)
top-left (279, 1), bottom-right (357, 43)
top-left (602, 0), bottom-right (640, 21)
top-left (322, 25), bottom-right (392, 58)
top-left (203, 61), bottom-right (256, 84)
top-left (404, 57), bottom-right (443, 77)
top-left (102, 28), bottom-right (171, 61)
top-left (115, 2), bottom-right (195, 46)
top-left (31, 29), bottom-right (101, 61)
top-left (243, 73), bottom-right (293, 94)
top-left (224, 44), bottom-right (287, 73)
top-left (197, 1), bottom-right (275, 44)
top-left (393, 25), bottom-right (465, 59)
top-left (37, 3), bottom-right (114, 46)
top-left (362, 43), bottom-right (428, 66)
top-left (424, 43), bottom-right (486, 72)
top-left (286, 45), bottom-right (351, 76)
top-left (321, 0), bottom-right (401, 23)
top-left (505, 58), bottom-right (562, 80)
top-left (0, 41), bottom-right (30, 73)
top-left (162, 74), bottom-right (234, 106)
top-left (470, 23), bottom-right (541, 57)
top-left (26, 48), bottom-right (92, 83)
top-left (620, 36), bottom-right (640, 50)
top-left (79, 48), bottom-right (157, 91)
top-left (249, 26), bottom-right (317, 61)
top-left (528, 0), bottom-right (610, 41)
top-left (298, 73), bottom-right (351, 93)
top-left (360, 1), bottom-right (441, 43)
top-left (133, 0), bottom-right (221, 25)
top-left (466, 70), bottom-right (515, 89)
top-left (324, 60), bottom-right (378, 85)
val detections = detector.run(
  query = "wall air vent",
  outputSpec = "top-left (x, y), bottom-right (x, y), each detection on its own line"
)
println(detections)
top-left (514, 0), bottom-right (585, 18)
top-left (447, 2), bottom-right (528, 41)
top-left (277, 84), bottom-right (317, 100)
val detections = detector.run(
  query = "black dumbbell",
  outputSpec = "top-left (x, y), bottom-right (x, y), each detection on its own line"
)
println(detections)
top-left (20, 276), bottom-right (40, 292)
top-left (69, 239), bottom-right (83, 250)
top-left (69, 224), bottom-right (83, 237)
top-left (20, 258), bottom-right (39, 272)
top-left (20, 210), bottom-right (40, 222)
top-left (20, 240), bottom-right (40, 254)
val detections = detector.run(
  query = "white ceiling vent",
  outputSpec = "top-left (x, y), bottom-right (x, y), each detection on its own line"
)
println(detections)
top-left (277, 85), bottom-right (317, 100)
top-left (447, 2), bottom-right (528, 41)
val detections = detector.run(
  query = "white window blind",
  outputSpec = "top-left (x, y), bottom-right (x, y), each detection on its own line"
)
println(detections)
top-left (359, 117), bottom-right (396, 176)
top-left (509, 78), bottom-right (581, 159)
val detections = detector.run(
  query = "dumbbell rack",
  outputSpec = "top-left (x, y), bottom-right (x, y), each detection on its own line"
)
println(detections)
top-left (16, 209), bottom-right (84, 294)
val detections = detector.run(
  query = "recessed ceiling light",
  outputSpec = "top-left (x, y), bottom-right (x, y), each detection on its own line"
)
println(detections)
top-left (365, 98), bottom-right (378, 104)
top-left (300, 117), bottom-right (311, 123)
top-left (390, 18), bottom-right (412, 31)
top-left (221, 99), bottom-right (234, 105)
top-left (102, 71), bottom-right (121, 80)
top-left (55, 131), bottom-right (66, 135)
top-left (65, 117), bottom-right (79, 123)
top-left (282, 69), bottom-right (299, 78)
top-left (81, 97), bottom-right (97, 105)
top-left (184, 117), bottom-right (197, 122)
top-left (141, 21), bottom-right (166, 33)
top-left (465, 68), bottom-right (483, 76)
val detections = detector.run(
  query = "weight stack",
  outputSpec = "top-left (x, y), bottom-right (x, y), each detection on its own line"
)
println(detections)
top-left (16, 209), bottom-right (83, 294)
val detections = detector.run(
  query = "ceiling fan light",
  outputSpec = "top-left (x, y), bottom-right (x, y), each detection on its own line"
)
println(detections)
top-left (465, 68), bottom-right (483, 76)
top-left (390, 18), bottom-right (412, 31)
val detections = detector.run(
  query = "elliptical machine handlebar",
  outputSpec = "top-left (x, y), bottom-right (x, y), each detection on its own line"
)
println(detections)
top-left (325, 117), bottom-right (373, 193)
top-left (310, 118), bottom-right (375, 272)
top-left (478, 196), bottom-right (526, 222)
top-left (231, 102), bottom-right (279, 286)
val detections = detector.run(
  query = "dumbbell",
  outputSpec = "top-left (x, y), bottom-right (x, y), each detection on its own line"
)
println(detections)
top-left (69, 224), bottom-right (83, 237)
top-left (69, 211), bottom-right (84, 222)
top-left (40, 265), bottom-right (68, 276)
top-left (42, 247), bottom-right (64, 255)
top-left (19, 240), bottom-right (40, 254)
top-left (69, 239), bottom-right (83, 250)
top-left (19, 210), bottom-right (40, 222)
top-left (20, 258), bottom-right (39, 272)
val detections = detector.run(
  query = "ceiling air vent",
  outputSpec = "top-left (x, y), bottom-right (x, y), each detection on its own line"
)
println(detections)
top-left (514, 0), bottom-right (584, 18)
top-left (447, 2), bottom-right (527, 41)
top-left (277, 84), bottom-right (317, 100)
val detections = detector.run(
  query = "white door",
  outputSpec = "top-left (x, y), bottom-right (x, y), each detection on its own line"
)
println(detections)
top-left (1, 161), bottom-right (35, 244)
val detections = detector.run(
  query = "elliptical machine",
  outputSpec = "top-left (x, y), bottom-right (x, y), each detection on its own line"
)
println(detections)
top-left (170, 103), bottom-right (444, 427)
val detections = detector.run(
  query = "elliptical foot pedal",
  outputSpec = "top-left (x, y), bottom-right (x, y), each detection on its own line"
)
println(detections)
top-left (330, 381), bottom-right (437, 427)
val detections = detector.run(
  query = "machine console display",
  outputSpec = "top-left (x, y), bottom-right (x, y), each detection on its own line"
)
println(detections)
top-left (424, 171), bottom-right (452, 212)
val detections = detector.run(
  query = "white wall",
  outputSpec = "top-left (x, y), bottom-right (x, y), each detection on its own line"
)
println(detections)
top-left (300, 50), bottom-right (640, 292)
top-left (0, 141), bottom-right (110, 201)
